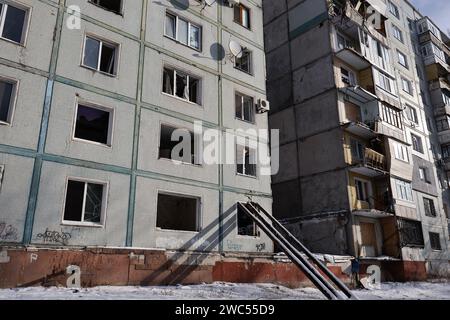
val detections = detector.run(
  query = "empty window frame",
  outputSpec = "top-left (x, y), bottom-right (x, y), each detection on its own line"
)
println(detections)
top-left (237, 204), bottom-right (257, 237)
top-left (235, 92), bottom-right (254, 123)
top-left (88, 0), bottom-right (122, 14)
top-left (395, 179), bottom-right (413, 202)
top-left (73, 103), bottom-right (113, 146)
top-left (398, 218), bottom-right (424, 247)
top-left (82, 35), bottom-right (118, 76)
top-left (234, 4), bottom-right (250, 29)
top-left (0, 77), bottom-right (17, 124)
top-left (350, 139), bottom-right (365, 161)
top-left (423, 197), bottom-right (437, 217)
top-left (411, 134), bottom-right (424, 153)
top-left (388, 1), bottom-right (400, 19)
top-left (397, 50), bottom-right (408, 69)
top-left (401, 77), bottom-right (413, 95)
top-left (381, 103), bottom-right (402, 129)
top-left (355, 178), bottom-right (370, 202)
top-left (394, 142), bottom-right (409, 162)
top-left (159, 124), bottom-right (200, 165)
top-left (405, 105), bottom-right (419, 124)
top-left (429, 232), bottom-right (442, 250)
top-left (0, 1), bottom-right (28, 44)
top-left (234, 49), bottom-right (252, 74)
top-left (392, 24), bottom-right (404, 43)
top-left (341, 67), bottom-right (356, 86)
top-left (63, 179), bottom-right (107, 225)
top-left (162, 67), bottom-right (201, 104)
top-left (156, 193), bottom-right (200, 232)
top-left (236, 144), bottom-right (256, 177)
top-left (164, 12), bottom-right (201, 50)
top-left (436, 116), bottom-right (450, 132)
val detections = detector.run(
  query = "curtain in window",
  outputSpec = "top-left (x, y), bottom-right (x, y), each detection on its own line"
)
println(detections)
top-left (163, 68), bottom-right (174, 95)
top-left (178, 19), bottom-right (188, 45)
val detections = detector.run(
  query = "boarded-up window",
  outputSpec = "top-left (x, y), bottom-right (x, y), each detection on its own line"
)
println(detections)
top-left (398, 218), bottom-right (424, 247)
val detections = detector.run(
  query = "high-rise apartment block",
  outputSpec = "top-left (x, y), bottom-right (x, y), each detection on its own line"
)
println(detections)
top-left (264, 0), bottom-right (449, 278)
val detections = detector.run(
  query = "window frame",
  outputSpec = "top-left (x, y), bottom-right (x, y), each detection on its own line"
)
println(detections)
top-left (236, 204), bottom-right (259, 238)
top-left (394, 142), bottom-right (409, 163)
top-left (61, 177), bottom-right (109, 228)
top-left (423, 197), bottom-right (437, 217)
top-left (236, 143), bottom-right (257, 178)
top-left (161, 66), bottom-right (202, 105)
top-left (164, 11), bottom-right (202, 51)
top-left (235, 91), bottom-right (255, 124)
top-left (0, 75), bottom-right (18, 126)
top-left (397, 50), bottom-right (408, 69)
top-left (388, 1), bottom-right (400, 19)
top-left (411, 133), bottom-right (424, 154)
top-left (429, 232), bottom-right (442, 251)
top-left (234, 49), bottom-right (252, 75)
top-left (233, 3), bottom-right (251, 30)
top-left (72, 100), bottom-right (115, 148)
top-left (0, 1), bottom-right (30, 45)
top-left (354, 178), bottom-right (371, 203)
top-left (392, 24), bottom-right (404, 43)
top-left (395, 178), bottom-right (414, 202)
top-left (155, 190), bottom-right (202, 233)
top-left (81, 33), bottom-right (120, 77)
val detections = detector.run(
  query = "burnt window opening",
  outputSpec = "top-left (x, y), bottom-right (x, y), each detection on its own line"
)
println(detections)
top-left (83, 36), bottom-right (118, 76)
top-left (429, 232), bottom-right (442, 250)
top-left (237, 204), bottom-right (257, 237)
top-left (0, 2), bottom-right (27, 44)
top-left (89, 0), bottom-right (122, 15)
top-left (74, 104), bottom-right (112, 146)
top-left (0, 78), bottom-right (16, 124)
top-left (398, 218), bottom-right (424, 248)
top-left (156, 193), bottom-right (200, 232)
top-left (423, 197), bottom-right (437, 217)
top-left (63, 180), bottom-right (105, 224)
top-left (159, 124), bottom-right (200, 165)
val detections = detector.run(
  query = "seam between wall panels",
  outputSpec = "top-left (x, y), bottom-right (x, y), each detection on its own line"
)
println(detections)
top-left (22, 0), bottom-right (66, 245)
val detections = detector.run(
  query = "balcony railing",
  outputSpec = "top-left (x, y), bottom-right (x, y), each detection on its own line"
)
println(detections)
top-left (354, 148), bottom-right (386, 172)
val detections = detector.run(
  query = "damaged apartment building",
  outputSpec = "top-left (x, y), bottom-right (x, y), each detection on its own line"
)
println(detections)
top-left (0, 0), bottom-right (279, 287)
top-left (264, 0), bottom-right (449, 278)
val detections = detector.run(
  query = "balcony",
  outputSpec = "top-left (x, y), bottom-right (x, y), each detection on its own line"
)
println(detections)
top-left (336, 48), bottom-right (372, 71)
top-left (425, 62), bottom-right (450, 82)
top-left (419, 30), bottom-right (450, 58)
top-left (350, 148), bottom-right (387, 177)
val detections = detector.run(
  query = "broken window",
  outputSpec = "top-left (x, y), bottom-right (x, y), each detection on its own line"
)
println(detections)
top-left (0, 78), bottom-right (16, 124)
top-left (234, 4), bottom-right (250, 29)
top-left (236, 144), bottom-right (256, 177)
top-left (237, 204), bottom-right (257, 237)
top-left (429, 232), bottom-right (442, 250)
top-left (0, 2), bottom-right (27, 44)
top-left (355, 179), bottom-right (370, 202)
top-left (164, 12), bottom-right (201, 50)
top-left (423, 197), bottom-right (437, 217)
top-left (235, 93), bottom-right (254, 123)
top-left (398, 218), bottom-right (424, 247)
top-left (411, 134), bottom-right (424, 153)
top-left (156, 193), bottom-right (199, 232)
top-left (89, 0), bottom-right (122, 14)
top-left (235, 49), bottom-right (252, 74)
top-left (83, 35), bottom-right (118, 75)
top-left (63, 179), bottom-right (105, 225)
top-left (162, 67), bottom-right (200, 104)
top-left (341, 67), bottom-right (356, 86)
top-left (159, 124), bottom-right (199, 165)
top-left (350, 139), bottom-right (365, 161)
top-left (74, 104), bottom-right (112, 146)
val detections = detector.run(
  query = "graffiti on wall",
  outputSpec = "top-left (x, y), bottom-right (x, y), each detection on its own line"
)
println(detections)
top-left (256, 243), bottom-right (266, 252)
top-left (0, 222), bottom-right (19, 241)
top-left (226, 240), bottom-right (242, 251)
top-left (37, 228), bottom-right (72, 245)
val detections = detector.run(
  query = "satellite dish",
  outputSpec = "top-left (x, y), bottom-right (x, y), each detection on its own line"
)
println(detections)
top-left (229, 40), bottom-right (243, 59)
top-left (204, 0), bottom-right (216, 6)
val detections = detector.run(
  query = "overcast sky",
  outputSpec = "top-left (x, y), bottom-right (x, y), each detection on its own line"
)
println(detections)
top-left (410, 0), bottom-right (450, 35)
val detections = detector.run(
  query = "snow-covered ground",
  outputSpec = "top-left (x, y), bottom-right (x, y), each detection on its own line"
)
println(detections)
top-left (0, 281), bottom-right (448, 300)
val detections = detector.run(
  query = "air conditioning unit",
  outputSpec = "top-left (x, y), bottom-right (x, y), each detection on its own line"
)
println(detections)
top-left (257, 99), bottom-right (270, 113)
top-left (225, 0), bottom-right (240, 7)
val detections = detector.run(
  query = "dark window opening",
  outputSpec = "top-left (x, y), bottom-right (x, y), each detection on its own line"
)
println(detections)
top-left (0, 79), bottom-right (14, 123)
top-left (74, 104), bottom-right (111, 145)
top-left (89, 0), bottom-right (122, 14)
top-left (423, 197), bottom-right (437, 217)
top-left (1, 3), bottom-right (26, 44)
top-left (156, 193), bottom-right (199, 232)
top-left (63, 180), bottom-right (104, 224)
top-left (235, 50), bottom-right (251, 74)
top-left (159, 124), bottom-right (198, 165)
top-left (237, 145), bottom-right (256, 177)
top-left (429, 232), bottom-right (442, 250)
top-left (398, 218), bottom-right (424, 247)
top-left (237, 205), bottom-right (257, 237)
